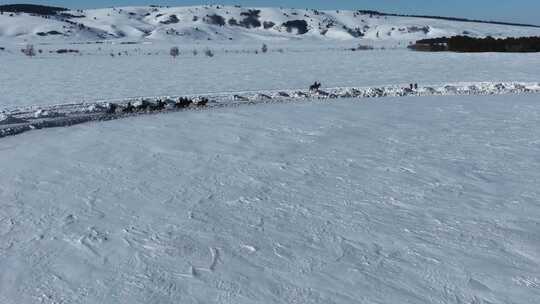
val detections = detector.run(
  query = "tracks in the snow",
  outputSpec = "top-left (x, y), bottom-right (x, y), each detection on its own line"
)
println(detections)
top-left (1, 81), bottom-right (539, 139)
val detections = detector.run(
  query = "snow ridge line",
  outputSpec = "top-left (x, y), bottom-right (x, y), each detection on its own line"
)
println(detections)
top-left (1, 81), bottom-right (539, 139)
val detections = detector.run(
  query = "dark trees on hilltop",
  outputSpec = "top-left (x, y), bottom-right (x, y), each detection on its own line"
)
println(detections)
top-left (410, 36), bottom-right (540, 53)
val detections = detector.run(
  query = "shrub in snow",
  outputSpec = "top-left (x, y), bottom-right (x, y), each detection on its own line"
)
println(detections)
top-left (407, 26), bottom-right (430, 34)
top-left (56, 49), bottom-right (79, 54)
top-left (170, 46), bottom-right (180, 58)
top-left (22, 44), bottom-right (36, 57)
top-left (239, 9), bottom-right (261, 28)
top-left (204, 48), bottom-right (214, 57)
top-left (228, 18), bottom-right (239, 26)
top-left (282, 20), bottom-right (308, 35)
top-left (160, 14), bottom-right (179, 24)
top-left (354, 44), bottom-right (374, 51)
top-left (261, 44), bottom-right (268, 53)
top-left (204, 14), bottom-right (225, 26)
top-left (344, 26), bottom-right (364, 38)
top-left (263, 21), bottom-right (275, 29)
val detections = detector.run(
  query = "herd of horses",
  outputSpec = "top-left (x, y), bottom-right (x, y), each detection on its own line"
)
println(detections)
top-left (105, 81), bottom-right (421, 115)
top-left (106, 97), bottom-right (209, 114)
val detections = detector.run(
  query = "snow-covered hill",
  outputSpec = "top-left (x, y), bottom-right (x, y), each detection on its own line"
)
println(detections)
top-left (1, 4), bottom-right (540, 44)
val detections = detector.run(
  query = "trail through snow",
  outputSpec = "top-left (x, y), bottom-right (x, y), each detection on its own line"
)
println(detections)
top-left (1, 81), bottom-right (539, 138)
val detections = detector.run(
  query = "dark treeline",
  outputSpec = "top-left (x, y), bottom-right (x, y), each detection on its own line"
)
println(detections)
top-left (415, 37), bottom-right (450, 44)
top-left (410, 36), bottom-right (540, 53)
top-left (0, 4), bottom-right (68, 15)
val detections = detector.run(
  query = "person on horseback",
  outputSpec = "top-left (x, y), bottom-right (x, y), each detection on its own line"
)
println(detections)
top-left (310, 81), bottom-right (322, 91)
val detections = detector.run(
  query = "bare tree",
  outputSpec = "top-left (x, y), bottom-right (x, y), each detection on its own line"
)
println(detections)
top-left (22, 44), bottom-right (36, 57)
top-left (204, 48), bottom-right (214, 57)
top-left (170, 46), bottom-right (180, 59)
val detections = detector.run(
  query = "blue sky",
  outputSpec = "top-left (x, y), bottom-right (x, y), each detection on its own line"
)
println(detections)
top-left (2, 0), bottom-right (539, 25)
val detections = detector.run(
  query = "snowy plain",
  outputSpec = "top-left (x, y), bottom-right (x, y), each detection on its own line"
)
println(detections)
top-left (2, 4), bottom-right (540, 110)
top-left (1, 4), bottom-right (540, 303)
top-left (1, 48), bottom-right (540, 109)
top-left (0, 94), bottom-right (540, 303)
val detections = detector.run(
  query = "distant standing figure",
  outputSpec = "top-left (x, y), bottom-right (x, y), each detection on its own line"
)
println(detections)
top-left (414, 83), bottom-right (418, 90)
top-left (409, 83), bottom-right (414, 90)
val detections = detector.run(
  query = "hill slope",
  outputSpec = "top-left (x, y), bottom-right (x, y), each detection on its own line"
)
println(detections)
top-left (1, 4), bottom-right (540, 44)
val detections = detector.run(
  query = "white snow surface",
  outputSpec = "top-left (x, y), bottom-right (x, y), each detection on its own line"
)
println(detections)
top-left (1, 50), bottom-right (540, 109)
top-left (1, 81), bottom-right (538, 139)
top-left (1, 94), bottom-right (539, 303)
top-left (1, 5), bottom-right (539, 302)
top-left (0, 5), bottom-right (539, 44)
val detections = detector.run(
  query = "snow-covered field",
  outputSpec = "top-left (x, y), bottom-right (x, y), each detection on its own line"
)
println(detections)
top-left (1, 49), bottom-right (540, 108)
top-left (1, 80), bottom-right (539, 139)
top-left (1, 4), bottom-right (540, 303)
top-left (1, 5), bottom-right (539, 108)
top-left (1, 94), bottom-right (539, 303)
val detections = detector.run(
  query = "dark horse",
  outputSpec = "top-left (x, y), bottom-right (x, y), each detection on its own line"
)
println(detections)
top-left (175, 97), bottom-right (193, 108)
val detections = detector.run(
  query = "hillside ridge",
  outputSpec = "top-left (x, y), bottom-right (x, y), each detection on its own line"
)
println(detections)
top-left (1, 4), bottom-right (539, 43)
